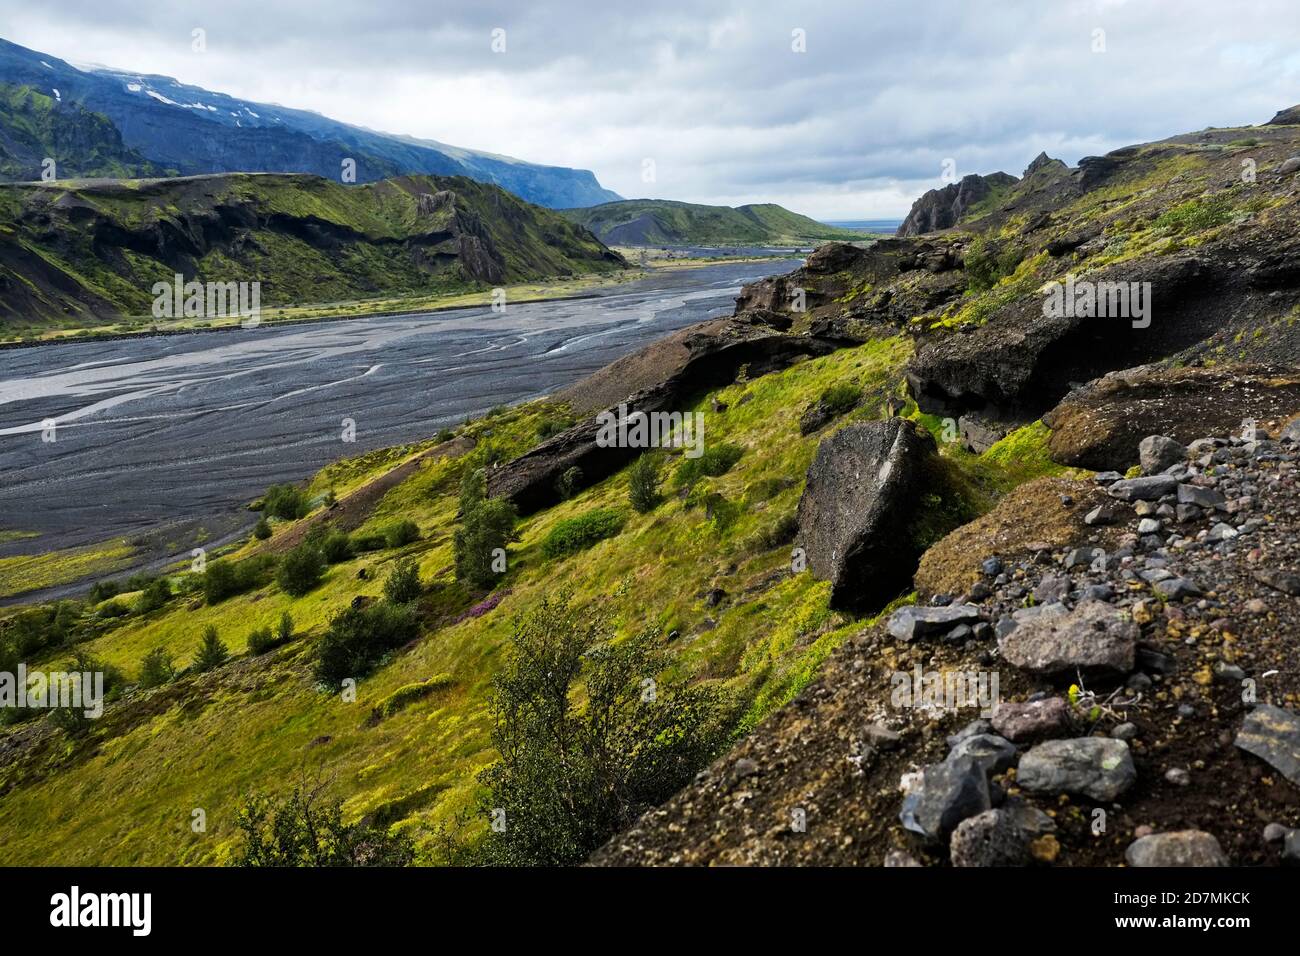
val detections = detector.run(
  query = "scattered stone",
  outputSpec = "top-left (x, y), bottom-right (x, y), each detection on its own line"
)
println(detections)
top-left (1139, 435), bottom-right (1187, 474)
top-left (865, 723), bottom-right (903, 751)
top-left (1137, 517), bottom-right (1162, 535)
top-left (949, 802), bottom-right (1056, 867)
top-left (1153, 577), bottom-right (1202, 601)
top-left (899, 757), bottom-right (992, 842)
top-left (1111, 722), bottom-right (1138, 741)
top-left (1235, 704), bottom-right (1300, 785)
top-left (1125, 830), bottom-right (1228, 867)
top-left (991, 697), bottom-right (1073, 743)
top-left (1084, 504), bottom-right (1119, 526)
top-left (1178, 483), bottom-right (1225, 509)
top-left (887, 604), bottom-right (982, 642)
top-left (998, 599), bottom-right (1138, 678)
top-left (946, 719), bottom-right (992, 747)
top-left (1017, 737), bottom-right (1137, 801)
top-left (948, 733), bottom-right (1018, 775)
top-left (1253, 569), bottom-right (1300, 596)
top-left (1109, 475), bottom-right (1179, 502)
top-left (1263, 822), bottom-right (1290, 843)
top-left (1164, 767), bottom-right (1191, 786)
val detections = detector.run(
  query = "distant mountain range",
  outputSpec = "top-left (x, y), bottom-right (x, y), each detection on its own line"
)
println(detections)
top-left (0, 37), bottom-right (621, 208)
top-left (559, 198), bottom-right (869, 246)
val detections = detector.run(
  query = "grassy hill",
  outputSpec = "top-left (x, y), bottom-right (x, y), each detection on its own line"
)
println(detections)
top-left (0, 172), bottom-right (626, 331)
top-left (560, 198), bottom-right (871, 246)
top-left (0, 83), bottom-right (166, 181)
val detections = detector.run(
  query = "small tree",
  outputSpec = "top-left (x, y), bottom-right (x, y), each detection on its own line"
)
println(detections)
top-left (478, 591), bottom-right (727, 866)
top-left (136, 577), bottom-right (172, 614)
top-left (454, 468), bottom-right (516, 589)
top-left (278, 544), bottom-right (326, 597)
top-left (276, 611), bottom-right (294, 643)
top-left (235, 782), bottom-right (415, 866)
top-left (628, 454), bottom-right (661, 514)
top-left (193, 625), bottom-right (229, 672)
top-left (139, 647), bottom-right (175, 688)
top-left (383, 559), bottom-right (422, 605)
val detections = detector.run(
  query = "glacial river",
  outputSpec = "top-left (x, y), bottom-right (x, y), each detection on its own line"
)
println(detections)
top-left (0, 258), bottom-right (796, 593)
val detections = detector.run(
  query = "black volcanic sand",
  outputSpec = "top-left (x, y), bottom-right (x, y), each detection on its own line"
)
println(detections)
top-left (0, 259), bottom-right (796, 595)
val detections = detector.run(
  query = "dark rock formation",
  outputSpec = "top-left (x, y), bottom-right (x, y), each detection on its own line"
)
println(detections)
top-left (1044, 364), bottom-right (1300, 471)
top-left (488, 311), bottom-right (838, 514)
top-left (897, 172), bottom-right (1018, 237)
top-left (794, 418), bottom-right (938, 610)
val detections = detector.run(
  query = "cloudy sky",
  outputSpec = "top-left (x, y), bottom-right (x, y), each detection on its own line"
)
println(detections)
top-left (6, 1), bottom-right (1300, 218)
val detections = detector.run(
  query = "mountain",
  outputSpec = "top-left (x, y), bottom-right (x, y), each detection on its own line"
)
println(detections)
top-left (559, 198), bottom-right (868, 245)
top-left (0, 37), bottom-right (620, 208)
top-left (896, 170), bottom-right (1019, 236)
top-left (0, 82), bottom-right (167, 180)
top-left (0, 172), bottom-right (626, 326)
top-left (5, 105), bottom-right (1300, 870)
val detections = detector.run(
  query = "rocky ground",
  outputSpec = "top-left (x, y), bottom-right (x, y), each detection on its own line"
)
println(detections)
top-left (593, 420), bottom-right (1300, 866)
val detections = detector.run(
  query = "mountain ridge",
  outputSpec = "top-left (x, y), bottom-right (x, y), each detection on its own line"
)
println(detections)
top-left (560, 197), bottom-right (871, 246)
top-left (0, 37), bottom-right (621, 208)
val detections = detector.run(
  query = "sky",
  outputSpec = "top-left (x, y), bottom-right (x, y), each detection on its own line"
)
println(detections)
top-left (5, 0), bottom-right (1300, 218)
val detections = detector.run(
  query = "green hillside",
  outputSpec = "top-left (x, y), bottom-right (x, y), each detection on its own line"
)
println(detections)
top-left (0, 171), bottom-right (626, 329)
top-left (0, 83), bottom-right (165, 181)
top-left (560, 198), bottom-right (871, 246)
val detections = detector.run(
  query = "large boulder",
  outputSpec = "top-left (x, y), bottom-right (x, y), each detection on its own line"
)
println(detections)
top-left (490, 312), bottom-right (838, 513)
top-left (1125, 831), bottom-right (1228, 867)
top-left (1234, 704), bottom-right (1300, 786)
top-left (795, 419), bottom-right (939, 610)
top-left (1045, 364), bottom-right (1300, 471)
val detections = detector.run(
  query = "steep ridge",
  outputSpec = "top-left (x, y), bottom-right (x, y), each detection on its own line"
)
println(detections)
top-left (560, 198), bottom-right (868, 246)
top-left (0, 172), bottom-right (625, 326)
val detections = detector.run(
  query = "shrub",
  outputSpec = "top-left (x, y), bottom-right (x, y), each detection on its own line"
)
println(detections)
top-left (454, 468), bottom-right (517, 589)
top-left (136, 577), bottom-right (171, 614)
top-left (203, 556), bottom-right (274, 605)
top-left (435, 427), bottom-right (455, 443)
top-left (477, 591), bottom-right (726, 866)
top-left (98, 599), bottom-right (130, 619)
top-left (89, 580), bottom-right (123, 603)
top-left (247, 626), bottom-right (277, 656)
top-left (541, 508), bottom-right (624, 559)
top-left (48, 650), bottom-right (124, 736)
top-left (253, 517), bottom-right (272, 540)
top-left (193, 626), bottom-right (229, 672)
top-left (319, 529), bottom-right (353, 564)
top-left (350, 533), bottom-right (387, 553)
top-left (536, 415), bottom-right (574, 441)
top-left (628, 454), bottom-right (662, 514)
top-left (235, 784), bottom-right (414, 866)
top-left (371, 675), bottom-right (454, 720)
top-left (820, 382), bottom-right (862, 416)
top-left (313, 601), bottom-right (419, 685)
top-left (138, 647), bottom-right (176, 688)
top-left (262, 484), bottom-right (310, 520)
top-left (276, 611), bottom-right (294, 643)
top-left (673, 443), bottom-right (744, 489)
top-left (555, 465), bottom-right (583, 500)
top-left (277, 544), bottom-right (326, 597)
top-left (383, 559), bottom-right (422, 605)
top-left (384, 519), bottom-right (420, 548)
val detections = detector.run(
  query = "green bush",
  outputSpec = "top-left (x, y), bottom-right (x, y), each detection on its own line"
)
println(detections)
top-left (276, 611), bottom-right (294, 643)
top-left (136, 577), bottom-right (171, 614)
top-left (313, 601), bottom-right (419, 685)
top-left (383, 559), bottom-right (422, 605)
top-left (193, 625), bottom-right (229, 672)
top-left (673, 443), bottom-right (744, 489)
top-left (453, 468), bottom-right (517, 588)
top-left (138, 647), bottom-right (175, 688)
top-left (262, 484), bottom-right (310, 520)
top-left (555, 465), bottom-right (583, 500)
top-left (541, 508), bottom-right (625, 559)
top-left (203, 556), bottom-right (274, 605)
top-left (98, 599), bottom-right (130, 619)
top-left (247, 626), bottom-right (277, 656)
top-left (319, 529), bottom-right (353, 564)
top-left (477, 591), bottom-right (727, 866)
top-left (253, 517), bottom-right (272, 541)
top-left (384, 519), bottom-right (420, 548)
top-left (277, 544), bottom-right (326, 597)
top-left (628, 454), bottom-right (662, 514)
top-left (536, 415), bottom-right (574, 441)
top-left (350, 533), bottom-right (387, 553)
top-left (235, 785), bottom-right (414, 866)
